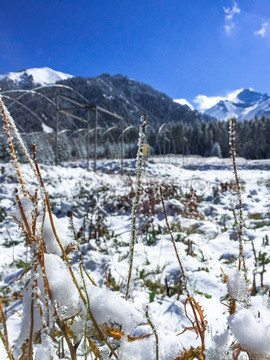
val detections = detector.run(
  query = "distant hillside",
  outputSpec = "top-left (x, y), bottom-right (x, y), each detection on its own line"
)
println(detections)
top-left (2, 68), bottom-right (270, 162)
top-left (0, 67), bottom-right (209, 133)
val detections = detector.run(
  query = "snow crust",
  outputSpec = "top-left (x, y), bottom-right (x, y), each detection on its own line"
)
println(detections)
top-left (88, 285), bottom-right (144, 332)
top-left (229, 307), bottom-right (270, 357)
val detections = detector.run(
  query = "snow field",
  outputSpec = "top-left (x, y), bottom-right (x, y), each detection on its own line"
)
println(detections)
top-left (0, 158), bottom-right (270, 359)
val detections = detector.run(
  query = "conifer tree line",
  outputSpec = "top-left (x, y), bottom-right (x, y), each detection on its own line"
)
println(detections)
top-left (0, 115), bottom-right (269, 162)
top-left (146, 115), bottom-right (270, 159)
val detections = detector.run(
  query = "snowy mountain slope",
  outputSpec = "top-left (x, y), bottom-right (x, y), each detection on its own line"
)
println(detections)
top-left (0, 67), bottom-right (207, 132)
top-left (0, 67), bottom-right (73, 86)
top-left (204, 88), bottom-right (270, 120)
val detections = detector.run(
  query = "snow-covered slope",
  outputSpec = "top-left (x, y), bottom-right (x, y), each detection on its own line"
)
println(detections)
top-left (0, 67), bottom-right (73, 85)
top-left (204, 89), bottom-right (270, 121)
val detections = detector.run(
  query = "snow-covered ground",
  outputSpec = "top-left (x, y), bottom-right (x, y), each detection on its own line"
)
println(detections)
top-left (1, 157), bottom-right (270, 359)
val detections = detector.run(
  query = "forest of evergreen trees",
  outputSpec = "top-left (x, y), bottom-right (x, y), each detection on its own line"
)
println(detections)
top-left (1, 115), bottom-right (269, 163)
top-left (146, 115), bottom-right (270, 159)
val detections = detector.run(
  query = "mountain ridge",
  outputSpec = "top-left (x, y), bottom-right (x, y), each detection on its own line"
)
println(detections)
top-left (1, 67), bottom-right (269, 133)
top-left (0, 67), bottom-right (209, 132)
top-left (204, 88), bottom-right (270, 121)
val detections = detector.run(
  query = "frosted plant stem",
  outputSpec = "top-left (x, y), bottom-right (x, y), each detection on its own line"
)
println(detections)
top-left (56, 318), bottom-right (78, 360)
top-left (29, 289), bottom-right (34, 359)
top-left (230, 118), bottom-right (248, 283)
top-left (0, 298), bottom-right (13, 360)
top-left (15, 189), bottom-right (32, 238)
top-left (125, 114), bottom-right (147, 300)
top-left (160, 186), bottom-right (190, 297)
top-left (32, 145), bottom-right (119, 360)
top-left (0, 95), bottom-right (36, 175)
top-left (0, 96), bottom-right (27, 196)
top-left (145, 307), bottom-right (159, 360)
top-left (79, 264), bottom-right (103, 360)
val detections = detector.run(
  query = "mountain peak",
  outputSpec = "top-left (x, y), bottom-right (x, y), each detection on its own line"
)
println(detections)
top-left (0, 67), bottom-right (73, 85)
top-left (236, 88), bottom-right (268, 104)
top-left (204, 88), bottom-right (270, 121)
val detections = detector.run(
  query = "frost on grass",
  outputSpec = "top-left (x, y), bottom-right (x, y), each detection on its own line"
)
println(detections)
top-left (205, 331), bottom-right (230, 360)
top-left (11, 196), bottom-right (34, 224)
top-left (34, 338), bottom-right (57, 360)
top-left (227, 269), bottom-right (249, 301)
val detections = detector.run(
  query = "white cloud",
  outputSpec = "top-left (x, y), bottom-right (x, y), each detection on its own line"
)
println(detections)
top-left (173, 98), bottom-right (194, 110)
top-left (223, 1), bottom-right (241, 35)
top-left (193, 95), bottom-right (223, 112)
top-left (193, 89), bottom-right (243, 112)
top-left (254, 21), bottom-right (269, 37)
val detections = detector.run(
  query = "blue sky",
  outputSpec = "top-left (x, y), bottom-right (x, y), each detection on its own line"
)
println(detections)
top-left (0, 0), bottom-right (270, 109)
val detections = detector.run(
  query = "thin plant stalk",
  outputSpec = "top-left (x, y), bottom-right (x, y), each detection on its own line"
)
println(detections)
top-left (0, 95), bottom-right (36, 175)
top-left (15, 189), bottom-right (32, 239)
top-left (69, 214), bottom-right (97, 286)
top-left (160, 186), bottom-right (189, 297)
top-left (126, 114), bottom-right (147, 300)
top-left (160, 187), bottom-right (206, 358)
top-left (0, 96), bottom-right (27, 196)
top-left (29, 290), bottom-right (35, 359)
top-left (145, 306), bottom-right (159, 360)
top-left (0, 298), bottom-right (14, 360)
top-left (230, 118), bottom-right (248, 282)
top-left (79, 263), bottom-right (103, 360)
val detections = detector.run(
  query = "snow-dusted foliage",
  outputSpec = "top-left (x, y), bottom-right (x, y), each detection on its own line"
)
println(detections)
top-left (227, 269), bottom-right (249, 301)
top-left (2, 97), bottom-right (270, 359)
top-left (126, 114), bottom-right (147, 299)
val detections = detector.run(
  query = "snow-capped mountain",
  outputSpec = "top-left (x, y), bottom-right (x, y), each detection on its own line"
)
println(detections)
top-left (0, 67), bottom-right (73, 86)
top-left (0, 67), bottom-right (208, 132)
top-left (204, 89), bottom-right (270, 121)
